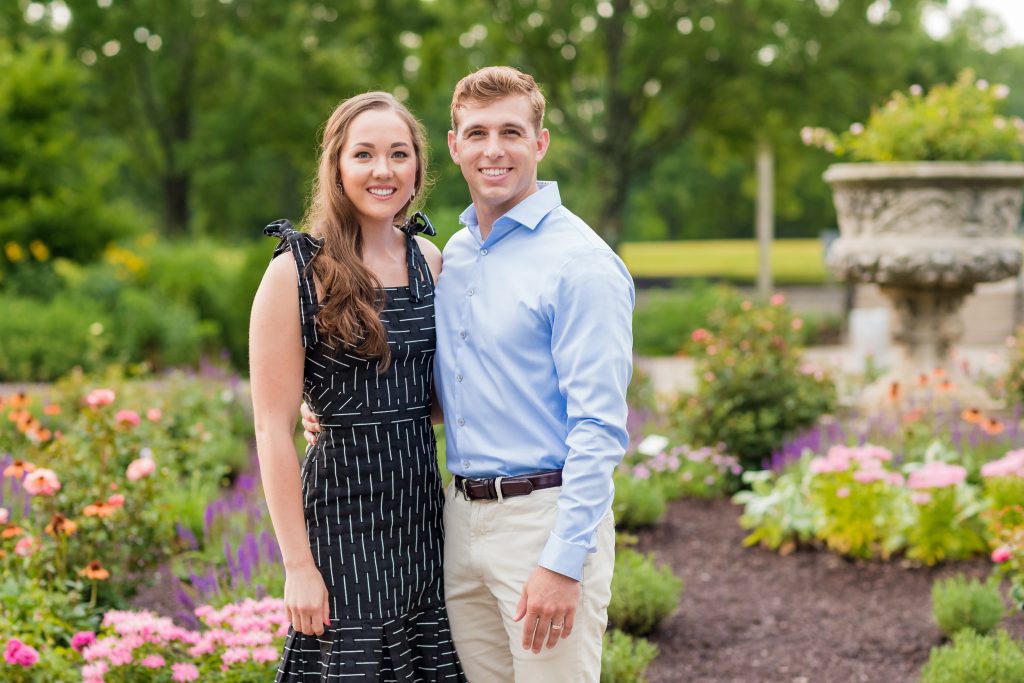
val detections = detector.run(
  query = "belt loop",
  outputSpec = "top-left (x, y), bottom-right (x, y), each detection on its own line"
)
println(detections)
top-left (494, 476), bottom-right (504, 503)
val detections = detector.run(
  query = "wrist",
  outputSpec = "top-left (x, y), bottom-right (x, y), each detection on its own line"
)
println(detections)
top-left (284, 556), bottom-right (316, 571)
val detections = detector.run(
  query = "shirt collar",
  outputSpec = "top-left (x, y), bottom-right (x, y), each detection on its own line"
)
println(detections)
top-left (458, 181), bottom-right (561, 241)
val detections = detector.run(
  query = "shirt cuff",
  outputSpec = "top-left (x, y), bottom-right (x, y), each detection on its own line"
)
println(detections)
top-left (537, 532), bottom-right (590, 582)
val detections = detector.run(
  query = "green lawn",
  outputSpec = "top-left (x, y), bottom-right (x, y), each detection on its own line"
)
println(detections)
top-left (620, 239), bottom-right (830, 284)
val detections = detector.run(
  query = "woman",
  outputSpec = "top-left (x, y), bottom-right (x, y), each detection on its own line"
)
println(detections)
top-left (249, 92), bottom-right (465, 682)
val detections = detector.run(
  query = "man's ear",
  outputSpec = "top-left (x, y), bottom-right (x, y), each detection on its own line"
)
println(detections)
top-left (535, 128), bottom-right (550, 161)
top-left (448, 130), bottom-right (459, 163)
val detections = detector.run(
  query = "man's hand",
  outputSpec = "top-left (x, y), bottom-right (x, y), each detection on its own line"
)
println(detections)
top-left (299, 401), bottom-right (320, 446)
top-left (512, 566), bottom-right (581, 654)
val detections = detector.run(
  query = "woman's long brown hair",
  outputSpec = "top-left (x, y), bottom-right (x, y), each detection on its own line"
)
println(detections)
top-left (303, 92), bottom-right (428, 368)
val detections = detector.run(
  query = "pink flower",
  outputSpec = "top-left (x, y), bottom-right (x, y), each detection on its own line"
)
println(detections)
top-left (0, 507), bottom-right (8, 524)
top-left (84, 388), bottom-right (116, 408)
top-left (146, 408), bottom-right (163, 422)
top-left (107, 493), bottom-right (125, 507)
top-left (836, 487), bottom-right (850, 499)
top-left (981, 450), bottom-right (1024, 479)
top-left (82, 661), bottom-right (109, 678)
top-left (690, 328), bottom-right (710, 343)
top-left (141, 654), bottom-right (166, 668)
top-left (4, 638), bottom-right (40, 667)
top-left (703, 371), bottom-right (716, 382)
top-left (770, 293), bottom-right (785, 306)
top-left (222, 646), bottom-right (250, 666)
top-left (126, 457), bottom-right (156, 481)
top-left (172, 662), bottom-right (201, 681)
top-left (253, 646), bottom-right (279, 663)
top-left (907, 462), bottom-right (967, 490)
top-left (14, 536), bottom-right (37, 557)
top-left (911, 491), bottom-right (932, 505)
top-left (741, 300), bottom-right (753, 311)
top-left (22, 468), bottom-right (61, 496)
top-left (992, 545), bottom-right (1013, 564)
top-left (791, 317), bottom-right (804, 331)
top-left (115, 410), bottom-right (140, 428)
top-left (71, 631), bottom-right (96, 651)
top-left (632, 465), bottom-right (651, 480)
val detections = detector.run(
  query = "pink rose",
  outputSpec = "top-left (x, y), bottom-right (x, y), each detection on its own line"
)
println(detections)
top-left (172, 662), bottom-right (201, 682)
top-left (146, 408), bottom-right (163, 422)
top-left (4, 638), bottom-right (40, 667)
top-left (22, 468), bottom-right (61, 496)
top-left (107, 493), bottom-right (126, 507)
top-left (0, 507), bottom-right (8, 524)
top-left (992, 545), bottom-right (1013, 564)
top-left (84, 388), bottom-right (116, 408)
top-left (71, 631), bottom-right (97, 651)
top-left (126, 457), bottom-right (156, 481)
top-left (770, 293), bottom-right (785, 306)
top-left (115, 410), bottom-right (141, 428)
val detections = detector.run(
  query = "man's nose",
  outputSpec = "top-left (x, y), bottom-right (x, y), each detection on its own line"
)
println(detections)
top-left (484, 133), bottom-right (504, 158)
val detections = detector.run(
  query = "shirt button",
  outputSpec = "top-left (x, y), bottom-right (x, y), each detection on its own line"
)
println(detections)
top-left (457, 417), bottom-right (465, 427)
top-left (456, 374), bottom-right (464, 382)
top-left (463, 461), bottom-right (471, 469)
top-left (480, 248), bottom-right (488, 255)
top-left (459, 330), bottom-right (467, 339)
top-left (467, 288), bottom-right (475, 296)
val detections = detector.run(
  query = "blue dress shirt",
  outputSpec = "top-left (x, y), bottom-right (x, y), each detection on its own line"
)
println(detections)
top-left (434, 181), bottom-right (635, 581)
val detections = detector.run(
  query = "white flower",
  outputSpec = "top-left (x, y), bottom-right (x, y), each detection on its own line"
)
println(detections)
top-left (636, 434), bottom-right (670, 457)
top-left (994, 84), bottom-right (1010, 100)
top-left (909, 84), bottom-right (923, 97)
top-left (849, 122), bottom-right (864, 135)
top-left (977, 79), bottom-right (989, 91)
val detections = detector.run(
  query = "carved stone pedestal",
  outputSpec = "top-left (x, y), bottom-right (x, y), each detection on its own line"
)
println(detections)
top-left (825, 162), bottom-right (1024, 410)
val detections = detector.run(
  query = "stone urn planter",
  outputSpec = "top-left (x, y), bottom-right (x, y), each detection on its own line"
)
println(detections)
top-left (825, 162), bottom-right (1024, 408)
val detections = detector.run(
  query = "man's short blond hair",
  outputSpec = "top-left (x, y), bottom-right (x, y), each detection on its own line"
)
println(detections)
top-left (450, 66), bottom-right (546, 133)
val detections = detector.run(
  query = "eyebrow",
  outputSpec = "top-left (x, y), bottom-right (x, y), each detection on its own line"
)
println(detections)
top-left (351, 141), bottom-right (412, 149)
top-left (464, 122), bottom-right (528, 134)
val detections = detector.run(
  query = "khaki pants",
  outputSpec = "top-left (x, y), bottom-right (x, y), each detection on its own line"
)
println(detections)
top-left (443, 484), bottom-right (615, 683)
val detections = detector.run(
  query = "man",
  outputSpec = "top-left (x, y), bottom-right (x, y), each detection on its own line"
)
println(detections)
top-left (305, 66), bottom-right (634, 682)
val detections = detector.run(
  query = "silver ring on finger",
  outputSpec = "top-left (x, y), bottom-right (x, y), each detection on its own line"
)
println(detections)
top-left (550, 621), bottom-right (564, 631)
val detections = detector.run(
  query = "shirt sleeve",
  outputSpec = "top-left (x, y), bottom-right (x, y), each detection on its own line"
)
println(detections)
top-left (537, 250), bottom-right (635, 580)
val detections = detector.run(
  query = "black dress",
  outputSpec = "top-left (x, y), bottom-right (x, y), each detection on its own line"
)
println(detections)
top-left (264, 219), bottom-right (465, 683)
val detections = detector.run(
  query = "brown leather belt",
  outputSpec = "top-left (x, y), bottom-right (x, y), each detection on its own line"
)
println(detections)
top-left (453, 469), bottom-right (562, 501)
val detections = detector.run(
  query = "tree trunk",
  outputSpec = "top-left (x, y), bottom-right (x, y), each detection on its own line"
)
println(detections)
top-left (162, 174), bottom-right (190, 235)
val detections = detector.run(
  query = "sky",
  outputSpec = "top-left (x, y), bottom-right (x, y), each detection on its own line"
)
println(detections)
top-left (925, 0), bottom-right (1024, 45)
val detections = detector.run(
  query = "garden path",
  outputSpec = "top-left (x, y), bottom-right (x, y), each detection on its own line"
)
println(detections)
top-left (638, 497), bottom-right (1024, 683)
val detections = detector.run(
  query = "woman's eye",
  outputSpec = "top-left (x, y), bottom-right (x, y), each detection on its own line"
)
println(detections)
top-left (355, 151), bottom-right (371, 159)
top-left (392, 151), bottom-right (409, 159)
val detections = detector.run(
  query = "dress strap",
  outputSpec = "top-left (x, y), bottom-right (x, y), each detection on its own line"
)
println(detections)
top-left (264, 219), bottom-right (323, 348)
top-left (398, 212), bottom-right (436, 303)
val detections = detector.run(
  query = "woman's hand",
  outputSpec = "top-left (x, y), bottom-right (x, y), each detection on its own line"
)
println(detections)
top-left (284, 561), bottom-right (331, 636)
top-left (300, 401), bottom-right (321, 446)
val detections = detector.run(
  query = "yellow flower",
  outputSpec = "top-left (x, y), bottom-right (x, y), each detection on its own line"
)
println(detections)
top-left (28, 240), bottom-right (50, 261)
top-left (4, 242), bottom-right (24, 262)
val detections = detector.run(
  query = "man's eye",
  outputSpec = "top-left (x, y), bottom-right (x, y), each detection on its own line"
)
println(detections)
top-left (504, 129), bottom-right (521, 136)
top-left (468, 130), bottom-right (484, 137)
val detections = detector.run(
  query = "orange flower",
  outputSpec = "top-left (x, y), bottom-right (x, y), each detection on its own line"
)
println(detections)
top-left (45, 513), bottom-right (78, 537)
top-left (1, 524), bottom-right (24, 539)
top-left (937, 379), bottom-right (955, 393)
top-left (961, 408), bottom-right (983, 424)
top-left (901, 408), bottom-right (925, 425)
top-left (932, 367), bottom-right (947, 379)
top-left (83, 501), bottom-right (115, 518)
top-left (42, 404), bottom-right (61, 416)
top-left (3, 460), bottom-right (35, 478)
top-left (982, 419), bottom-right (1005, 435)
top-left (7, 392), bottom-right (29, 409)
top-left (79, 560), bottom-right (110, 581)
top-left (888, 381), bottom-right (902, 401)
top-left (7, 410), bottom-right (28, 423)
top-left (917, 374), bottom-right (929, 387)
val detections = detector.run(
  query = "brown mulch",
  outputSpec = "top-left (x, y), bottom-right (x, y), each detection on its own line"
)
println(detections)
top-left (635, 497), bottom-right (1024, 683)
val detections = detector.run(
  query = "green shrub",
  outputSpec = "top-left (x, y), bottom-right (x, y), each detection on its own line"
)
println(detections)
top-left (608, 548), bottom-right (683, 636)
top-left (677, 296), bottom-right (837, 471)
top-left (632, 281), bottom-right (743, 356)
top-left (932, 575), bottom-right (1005, 638)
top-left (919, 630), bottom-right (1024, 683)
top-left (0, 293), bottom-right (109, 381)
top-left (601, 628), bottom-right (659, 683)
top-left (612, 473), bottom-right (667, 530)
